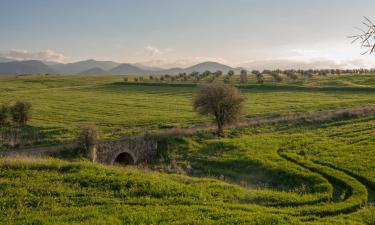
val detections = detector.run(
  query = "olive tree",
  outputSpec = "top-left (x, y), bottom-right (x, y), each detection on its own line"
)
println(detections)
top-left (214, 70), bottom-right (223, 77)
top-left (193, 84), bottom-right (245, 134)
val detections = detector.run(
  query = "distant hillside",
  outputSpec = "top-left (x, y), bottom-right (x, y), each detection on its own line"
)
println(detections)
top-left (109, 63), bottom-right (149, 75)
top-left (162, 62), bottom-right (242, 75)
top-left (0, 60), bottom-right (56, 75)
top-left (79, 67), bottom-right (106, 75)
top-left (0, 59), bottom-right (243, 75)
top-left (133, 63), bottom-right (164, 72)
top-left (51, 59), bottom-right (120, 74)
top-left (0, 57), bottom-right (14, 63)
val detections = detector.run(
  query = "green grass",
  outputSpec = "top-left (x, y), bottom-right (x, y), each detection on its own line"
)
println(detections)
top-left (1, 74), bottom-right (375, 146)
top-left (1, 116), bottom-right (375, 224)
top-left (1, 74), bottom-right (375, 224)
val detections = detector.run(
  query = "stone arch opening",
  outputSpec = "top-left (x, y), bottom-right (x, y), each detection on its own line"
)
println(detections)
top-left (114, 152), bottom-right (135, 165)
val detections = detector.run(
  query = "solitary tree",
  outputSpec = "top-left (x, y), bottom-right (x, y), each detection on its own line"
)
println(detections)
top-left (351, 17), bottom-right (375, 54)
top-left (10, 101), bottom-right (32, 127)
top-left (76, 123), bottom-right (100, 162)
top-left (227, 70), bottom-right (235, 77)
top-left (193, 84), bottom-right (245, 134)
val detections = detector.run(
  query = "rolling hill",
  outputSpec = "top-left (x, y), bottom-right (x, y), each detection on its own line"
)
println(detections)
top-left (0, 59), bottom-right (242, 75)
top-left (0, 60), bottom-right (56, 75)
top-left (50, 59), bottom-right (120, 74)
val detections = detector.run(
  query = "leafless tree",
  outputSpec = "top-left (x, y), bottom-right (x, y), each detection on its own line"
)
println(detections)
top-left (350, 17), bottom-right (375, 54)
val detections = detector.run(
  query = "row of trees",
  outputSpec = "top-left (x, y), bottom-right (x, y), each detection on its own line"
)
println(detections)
top-left (125, 69), bottom-right (249, 84)
top-left (124, 68), bottom-right (375, 84)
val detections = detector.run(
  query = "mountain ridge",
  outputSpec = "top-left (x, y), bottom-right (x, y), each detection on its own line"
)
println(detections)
top-left (0, 59), bottom-right (241, 75)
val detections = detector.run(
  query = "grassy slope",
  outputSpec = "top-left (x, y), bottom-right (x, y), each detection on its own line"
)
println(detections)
top-left (1, 75), bottom-right (375, 145)
top-left (1, 116), bottom-right (375, 224)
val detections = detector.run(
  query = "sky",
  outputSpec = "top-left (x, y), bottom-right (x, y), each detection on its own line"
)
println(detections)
top-left (0, 0), bottom-right (374, 69)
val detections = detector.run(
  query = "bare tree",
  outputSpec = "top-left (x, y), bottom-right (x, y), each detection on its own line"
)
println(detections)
top-left (193, 84), bottom-right (245, 134)
top-left (350, 17), bottom-right (375, 54)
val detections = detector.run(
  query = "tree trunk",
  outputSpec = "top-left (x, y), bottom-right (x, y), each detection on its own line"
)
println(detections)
top-left (217, 122), bottom-right (224, 137)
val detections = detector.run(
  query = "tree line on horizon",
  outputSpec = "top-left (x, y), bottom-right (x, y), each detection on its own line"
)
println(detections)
top-left (124, 68), bottom-right (375, 84)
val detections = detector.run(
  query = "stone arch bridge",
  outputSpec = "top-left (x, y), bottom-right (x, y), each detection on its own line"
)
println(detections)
top-left (0, 135), bottom-right (158, 166)
top-left (94, 136), bottom-right (158, 165)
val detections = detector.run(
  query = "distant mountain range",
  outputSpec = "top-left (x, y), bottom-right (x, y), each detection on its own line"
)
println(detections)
top-left (0, 59), bottom-right (243, 75)
top-left (0, 60), bottom-right (56, 75)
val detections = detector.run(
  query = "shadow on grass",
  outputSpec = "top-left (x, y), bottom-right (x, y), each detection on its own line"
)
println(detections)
top-left (0, 125), bottom-right (69, 150)
top-left (103, 81), bottom-right (375, 94)
top-left (48, 148), bottom-right (82, 161)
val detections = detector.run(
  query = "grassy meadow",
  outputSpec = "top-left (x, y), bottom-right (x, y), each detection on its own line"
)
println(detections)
top-left (0, 73), bottom-right (375, 224)
top-left (1, 74), bottom-right (375, 146)
top-left (1, 115), bottom-right (375, 224)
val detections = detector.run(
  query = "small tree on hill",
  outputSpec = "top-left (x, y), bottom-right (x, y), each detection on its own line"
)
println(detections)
top-left (10, 101), bottom-right (32, 127)
top-left (214, 70), bottom-right (223, 77)
top-left (193, 84), bottom-right (245, 135)
top-left (227, 70), bottom-right (235, 77)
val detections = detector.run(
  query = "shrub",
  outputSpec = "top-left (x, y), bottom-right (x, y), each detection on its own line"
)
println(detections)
top-left (76, 123), bottom-right (100, 161)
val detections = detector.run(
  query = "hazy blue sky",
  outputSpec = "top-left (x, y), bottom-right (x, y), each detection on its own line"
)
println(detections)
top-left (0, 0), bottom-right (374, 69)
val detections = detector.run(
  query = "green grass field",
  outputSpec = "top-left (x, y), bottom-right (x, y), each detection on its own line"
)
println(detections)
top-left (1, 74), bottom-right (375, 146)
top-left (1, 116), bottom-right (374, 224)
top-left (0, 74), bottom-right (375, 224)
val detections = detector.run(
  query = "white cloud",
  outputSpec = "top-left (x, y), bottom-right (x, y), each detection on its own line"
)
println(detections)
top-left (0, 49), bottom-right (66, 62)
top-left (144, 46), bottom-right (160, 56)
top-left (143, 46), bottom-right (173, 57)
